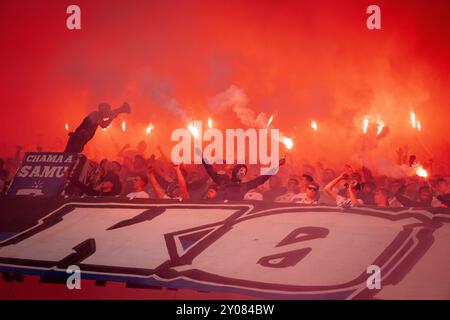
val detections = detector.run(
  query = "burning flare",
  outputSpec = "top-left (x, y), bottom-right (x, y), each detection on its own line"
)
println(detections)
top-left (65, 123), bottom-right (69, 132)
top-left (417, 121), bottom-right (422, 131)
top-left (146, 123), bottom-right (154, 135)
top-left (187, 123), bottom-right (199, 139)
top-left (376, 120), bottom-right (385, 135)
top-left (412, 162), bottom-right (428, 178)
top-left (362, 117), bottom-right (369, 134)
top-left (208, 117), bottom-right (214, 129)
top-left (410, 112), bottom-right (416, 129)
top-left (311, 120), bottom-right (318, 131)
top-left (280, 136), bottom-right (294, 150)
top-left (122, 120), bottom-right (126, 132)
top-left (266, 115), bottom-right (274, 128)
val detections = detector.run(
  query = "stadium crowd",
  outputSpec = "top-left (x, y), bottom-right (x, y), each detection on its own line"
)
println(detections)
top-left (0, 142), bottom-right (449, 208)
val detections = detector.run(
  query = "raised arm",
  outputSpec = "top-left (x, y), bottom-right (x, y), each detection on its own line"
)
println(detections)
top-left (153, 168), bottom-right (170, 190)
top-left (244, 175), bottom-right (271, 191)
top-left (156, 145), bottom-right (169, 162)
top-left (147, 166), bottom-right (166, 199)
top-left (195, 147), bottom-right (224, 185)
top-left (245, 158), bottom-right (286, 191)
top-left (324, 173), bottom-right (346, 200)
top-left (202, 159), bottom-right (224, 185)
top-left (110, 102), bottom-right (131, 119)
top-left (173, 164), bottom-right (190, 199)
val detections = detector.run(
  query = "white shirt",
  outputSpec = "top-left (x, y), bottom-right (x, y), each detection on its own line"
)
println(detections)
top-left (126, 191), bottom-right (150, 200)
top-left (275, 192), bottom-right (304, 203)
top-left (294, 195), bottom-right (319, 205)
top-left (244, 191), bottom-right (263, 201)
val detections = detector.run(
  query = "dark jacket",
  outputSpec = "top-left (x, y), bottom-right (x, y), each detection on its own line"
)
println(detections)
top-left (69, 172), bottom-right (121, 197)
top-left (395, 185), bottom-right (432, 207)
top-left (202, 160), bottom-right (271, 201)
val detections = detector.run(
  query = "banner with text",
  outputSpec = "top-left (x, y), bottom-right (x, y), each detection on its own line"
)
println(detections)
top-left (7, 152), bottom-right (78, 196)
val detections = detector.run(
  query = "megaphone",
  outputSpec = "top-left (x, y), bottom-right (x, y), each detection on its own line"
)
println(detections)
top-left (110, 102), bottom-right (131, 119)
top-left (115, 102), bottom-right (131, 115)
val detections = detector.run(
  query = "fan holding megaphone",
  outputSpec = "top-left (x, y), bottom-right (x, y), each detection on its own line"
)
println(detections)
top-left (64, 102), bottom-right (131, 153)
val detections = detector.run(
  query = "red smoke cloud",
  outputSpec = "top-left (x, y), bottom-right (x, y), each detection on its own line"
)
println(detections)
top-left (0, 0), bottom-right (449, 173)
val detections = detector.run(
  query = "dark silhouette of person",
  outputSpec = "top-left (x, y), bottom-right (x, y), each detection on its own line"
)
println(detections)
top-left (198, 147), bottom-right (286, 201)
top-left (64, 102), bottom-right (131, 153)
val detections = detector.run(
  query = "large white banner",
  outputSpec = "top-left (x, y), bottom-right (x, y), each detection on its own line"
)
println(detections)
top-left (0, 200), bottom-right (449, 299)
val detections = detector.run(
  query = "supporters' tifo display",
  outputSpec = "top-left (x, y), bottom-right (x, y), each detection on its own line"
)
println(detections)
top-left (2, 147), bottom-right (449, 208)
top-left (0, 197), bottom-right (449, 299)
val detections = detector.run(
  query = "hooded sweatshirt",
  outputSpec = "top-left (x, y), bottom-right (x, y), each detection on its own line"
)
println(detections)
top-left (202, 160), bottom-right (272, 201)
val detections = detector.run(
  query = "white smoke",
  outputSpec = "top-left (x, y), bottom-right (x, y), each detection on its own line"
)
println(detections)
top-left (208, 85), bottom-right (269, 128)
top-left (164, 98), bottom-right (189, 122)
top-left (148, 81), bottom-right (189, 122)
top-left (371, 158), bottom-right (411, 179)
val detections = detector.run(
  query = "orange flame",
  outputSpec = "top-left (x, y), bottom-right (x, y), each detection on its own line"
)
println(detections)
top-left (280, 136), bottom-right (294, 150)
top-left (410, 112), bottom-right (416, 129)
top-left (413, 163), bottom-right (428, 178)
top-left (362, 117), bottom-right (369, 134)
top-left (266, 115), bottom-right (274, 128)
top-left (311, 120), bottom-right (318, 131)
top-left (187, 123), bottom-right (199, 139)
top-left (377, 120), bottom-right (385, 135)
top-left (146, 123), bottom-right (154, 135)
